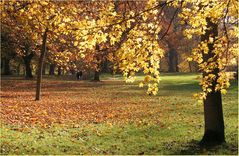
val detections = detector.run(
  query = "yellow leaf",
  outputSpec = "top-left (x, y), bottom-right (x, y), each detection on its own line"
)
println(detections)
top-left (74, 41), bottom-right (78, 46)
top-left (41, 1), bottom-right (48, 5)
top-left (209, 37), bottom-right (214, 43)
top-left (2, 13), bottom-right (6, 17)
top-left (187, 57), bottom-right (193, 61)
top-left (139, 82), bottom-right (144, 88)
top-left (221, 89), bottom-right (227, 94)
top-left (144, 75), bottom-right (151, 82)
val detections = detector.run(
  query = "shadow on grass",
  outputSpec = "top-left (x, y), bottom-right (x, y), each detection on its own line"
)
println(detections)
top-left (167, 140), bottom-right (238, 155)
top-left (161, 82), bottom-right (200, 91)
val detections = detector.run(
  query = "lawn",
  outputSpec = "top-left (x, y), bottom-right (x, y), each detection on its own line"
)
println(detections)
top-left (0, 73), bottom-right (238, 155)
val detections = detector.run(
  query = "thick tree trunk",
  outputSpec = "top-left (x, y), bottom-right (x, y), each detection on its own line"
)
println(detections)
top-left (93, 70), bottom-right (100, 81)
top-left (3, 59), bottom-right (11, 75)
top-left (23, 53), bottom-right (34, 78)
top-left (58, 66), bottom-right (62, 76)
top-left (201, 90), bottom-right (225, 145)
top-left (17, 63), bottom-right (21, 75)
top-left (49, 64), bottom-right (55, 75)
top-left (24, 59), bottom-right (33, 78)
top-left (36, 28), bottom-right (48, 101)
top-left (101, 60), bottom-right (110, 73)
top-left (168, 48), bottom-right (179, 72)
top-left (200, 18), bottom-right (225, 146)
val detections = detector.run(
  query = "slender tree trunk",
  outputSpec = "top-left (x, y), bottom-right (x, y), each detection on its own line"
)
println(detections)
top-left (42, 63), bottom-right (46, 75)
top-left (93, 70), bottom-right (100, 81)
top-left (175, 52), bottom-right (179, 72)
top-left (23, 53), bottom-right (34, 78)
top-left (200, 18), bottom-right (225, 146)
top-left (35, 28), bottom-right (48, 101)
top-left (188, 62), bottom-right (192, 72)
top-left (3, 59), bottom-right (11, 75)
top-left (93, 44), bottom-right (101, 81)
top-left (235, 60), bottom-right (238, 80)
top-left (49, 64), bottom-right (55, 75)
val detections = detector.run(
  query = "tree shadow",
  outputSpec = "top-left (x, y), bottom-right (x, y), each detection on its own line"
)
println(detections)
top-left (168, 140), bottom-right (238, 155)
top-left (161, 82), bottom-right (200, 91)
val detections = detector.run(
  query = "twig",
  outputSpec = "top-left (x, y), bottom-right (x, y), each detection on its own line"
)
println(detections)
top-left (159, 7), bottom-right (179, 40)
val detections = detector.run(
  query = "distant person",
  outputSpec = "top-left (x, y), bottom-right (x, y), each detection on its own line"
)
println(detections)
top-left (76, 71), bottom-right (83, 80)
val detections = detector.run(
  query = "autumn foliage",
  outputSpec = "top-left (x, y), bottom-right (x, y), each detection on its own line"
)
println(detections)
top-left (0, 0), bottom-right (238, 152)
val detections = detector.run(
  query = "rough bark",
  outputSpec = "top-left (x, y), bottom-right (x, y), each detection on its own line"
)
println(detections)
top-left (200, 18), bottom-right (225, 146)
top-left (36, 28), bottom-right (48, 101)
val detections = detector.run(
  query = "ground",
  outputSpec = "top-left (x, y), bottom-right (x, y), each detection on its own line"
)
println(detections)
top-left (0, 73), bottom-right (238, 155)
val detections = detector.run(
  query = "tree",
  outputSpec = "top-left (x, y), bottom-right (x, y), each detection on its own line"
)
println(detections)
top-left (200, 17), bottom-right (225, 145)
top-left (23, 52), bottom-right (34, 78)
top-left (165, 40), bottom-right (179, 72)
top-left (49, 64), bottom-right (55, 75)
top-left (159, 6), bottom-right (180, 72)
top-left (1, 3), bottom-right (37, 78)
top-left (35, 28), bottom-right (48, 100)
top-left (1, 19), bottom-right (17, 75)
top-left (2, 1), bottom-right (88, 100)
top-left (107, 0), bottom-right (237, 145)
top-left (178, 0), bottom-right (238, 145)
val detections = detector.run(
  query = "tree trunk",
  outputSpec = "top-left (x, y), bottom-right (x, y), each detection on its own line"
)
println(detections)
top-left (235, 60), bottom-right (238, 80)
top-left (168, 48), bottom-right (179, 72)
top-left (93, 44), bottom-right (101, 81)
top-left (188, 62), bottom-right (192, 72)
top-left (200, 18), bottom-right (225, 146)
top-left (58, 66), bottom-right (62, 76)
top-left (24, 58), bottom-right (33, 78)
top-left (3, 59), bottom-right (11, 75)
top-left (42, 63), bottom-right (46, 75)
top-left (35, 28), bottom-right (48, 101)
top-left (23, 53), bottom-right (34, 78)
top-left (49, 64), bottom-right (55, 75)
top-left (101, 60), bottom-right (110, 73)
top-left (175, 53), bottom-right (179, 72)
top-left (93, 70), bottom-right (100, 81)
top-left (17, 63), bottom-right (21, 75)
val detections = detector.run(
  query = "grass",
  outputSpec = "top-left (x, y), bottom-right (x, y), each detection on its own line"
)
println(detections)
top-left (0, 73), bottom-right (238, 155)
